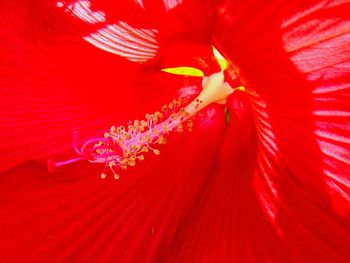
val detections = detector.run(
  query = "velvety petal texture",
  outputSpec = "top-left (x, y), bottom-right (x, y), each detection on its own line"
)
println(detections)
top-left (191, 0), bottom-right (350, 262)
top-left (0, 0), bottom-right (226, 262)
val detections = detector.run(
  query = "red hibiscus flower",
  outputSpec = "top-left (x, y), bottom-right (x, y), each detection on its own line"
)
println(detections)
top-left (0, 0), bottom-right (349, 262)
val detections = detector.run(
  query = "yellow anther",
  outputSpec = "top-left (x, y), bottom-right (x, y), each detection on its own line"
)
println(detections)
top-left (146, 135), bottom-right (152, 143)
top-left (157, 135), bottom-right (166, 144)
top-left (212, 46), bottom-right (229, 71)
top-left (236, 86), bottom-right (246, 92)
top-left (141, 146), bottom-right (149, 152)
top-left (161, 67), bottom-right (204, 77)
top-left (128, 160), bottom-right (136, 166)
top-left (162, 123), bottom-right (170, 133)
top-left (177, 124), bottom-right (184, 132)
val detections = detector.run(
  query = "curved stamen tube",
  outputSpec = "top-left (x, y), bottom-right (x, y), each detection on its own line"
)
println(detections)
top-left (49, 71), bottom-right (238, 178)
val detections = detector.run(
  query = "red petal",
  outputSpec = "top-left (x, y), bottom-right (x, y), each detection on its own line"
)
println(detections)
top-left (207, 0), bottom-right (350, 261)
top-left (0, 0), bottom-right (218, 172)
top-left (0, 105), bottom-right (226, 261)
top-left (163, 91), bottom-right (287, 262)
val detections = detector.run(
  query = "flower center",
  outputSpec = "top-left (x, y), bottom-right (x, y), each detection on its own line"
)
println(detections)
top-left (48, 48), bottom-right (245, 179)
